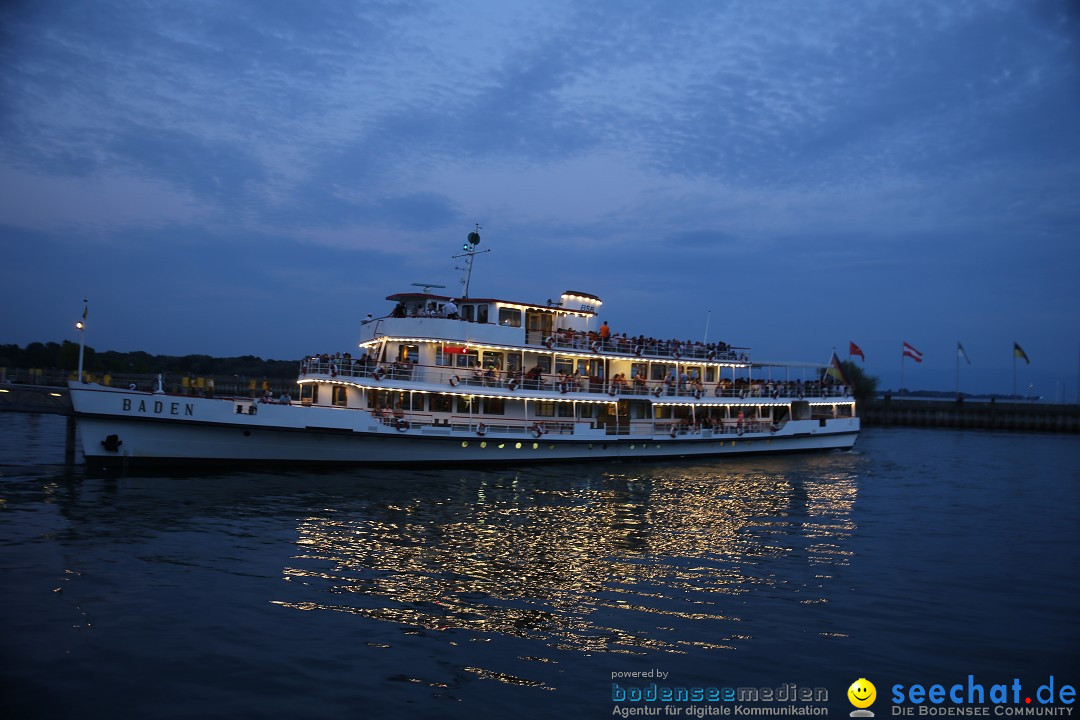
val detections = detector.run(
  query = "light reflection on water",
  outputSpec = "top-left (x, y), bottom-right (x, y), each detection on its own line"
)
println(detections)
top-left (274, 454), bottom-right (862, 656)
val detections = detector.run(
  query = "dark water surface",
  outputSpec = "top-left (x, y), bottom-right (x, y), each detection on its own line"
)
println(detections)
top-left (1, 413), bottom-right (1077, 718)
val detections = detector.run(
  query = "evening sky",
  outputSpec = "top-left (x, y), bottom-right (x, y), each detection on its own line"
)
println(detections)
top-left (2, 0), bottom-right (1078, 396)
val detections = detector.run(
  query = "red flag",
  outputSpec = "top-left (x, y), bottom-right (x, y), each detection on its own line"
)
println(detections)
top-left (902, 341), bottom-right (923, 363)
top-left (443, 345), bottom-right (469, 355)
top-left (849, 341), bottom-right (865, 362)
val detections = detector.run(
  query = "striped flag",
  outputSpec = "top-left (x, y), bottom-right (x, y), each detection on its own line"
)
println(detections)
top-left (957, 342), bottom-right (971, 364)
top-left (1013, 342), bottom-right (1030, 365)
top-left (827, 352), bottom-right (851, 386)
top-left (849, 341), bottom-right (865, 362)
top-left (903, 342), bottom-right (923, 363)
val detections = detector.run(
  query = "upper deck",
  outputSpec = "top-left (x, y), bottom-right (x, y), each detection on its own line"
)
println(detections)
top-left (360, 289), bottom-right (747, 365)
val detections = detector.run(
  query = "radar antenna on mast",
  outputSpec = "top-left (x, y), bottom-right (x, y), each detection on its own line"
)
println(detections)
top-left (411, 282), bottom-right (446, 294)
top-left (451, 223), bottom-right (490, 298)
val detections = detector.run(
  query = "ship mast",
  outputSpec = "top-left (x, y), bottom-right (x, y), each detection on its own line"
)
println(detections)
top-left (452, 224), bottom-right (490, 299)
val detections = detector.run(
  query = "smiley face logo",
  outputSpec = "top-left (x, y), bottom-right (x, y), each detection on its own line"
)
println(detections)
top-left (848, 678), bottom-right (876, 709)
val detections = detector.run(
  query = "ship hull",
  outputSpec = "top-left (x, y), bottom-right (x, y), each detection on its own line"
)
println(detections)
top-left (72, 384), bottom-right (859, 468)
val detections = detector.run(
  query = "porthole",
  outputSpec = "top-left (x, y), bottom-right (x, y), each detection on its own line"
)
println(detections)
top-left (515, 442), bottom-right (522, 449)
top-left (480, 441), bottom-right (487, 448)
top-left (461, 441), bottom-right (469, 448)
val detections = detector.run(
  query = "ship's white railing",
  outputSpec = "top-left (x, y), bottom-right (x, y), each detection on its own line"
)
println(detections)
top-left (525, 331), bottom-right (746, 362)
top-left (299, 359), bottom-right (852, 400)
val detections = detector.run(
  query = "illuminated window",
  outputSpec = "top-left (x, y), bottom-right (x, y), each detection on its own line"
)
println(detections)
top-left (535, 401), bottom-right (555, 417)
top-left (498, 308), bottom-right (522, 327)
top-left (429, 395), bottom-right (452, 413)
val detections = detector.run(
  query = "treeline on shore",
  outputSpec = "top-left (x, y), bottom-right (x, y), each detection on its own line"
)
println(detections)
top-left (0, 341), bottom-right (297, 378)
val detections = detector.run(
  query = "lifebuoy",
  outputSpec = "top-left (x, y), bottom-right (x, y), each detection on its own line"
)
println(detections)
top-left (373, 368), bottom-right (385, 381)
top-left (739, 389), bottom-right (747, 399)
top-left (591, 341), bottom-right (601, 353)
top-left (707, 351), bottom-right (716, 360)
top-left (449, 375), bottom-right (460, 387)
top-left (693, 388), bottom-right (703, 400)
top-left (530, 423), bottom-right (545, 438)
top-left (633, 344), bottom-right (643, 356)
top-left (544, 336), bottom-right (554, 349)
top-left (508, 378), bottom-right (519, 391)
top-left (652, 386), bottom-right (663, 397)
top-left (330, 364), bottom-right (337, 377)
top-left (559, 382), bottom-right (569, 394)
top-left (669, 426), bottom-right (678, 438)
top-left (395, 418), bottom-right (408, 432)
top-left (476, 423), bottom-right (487, 437)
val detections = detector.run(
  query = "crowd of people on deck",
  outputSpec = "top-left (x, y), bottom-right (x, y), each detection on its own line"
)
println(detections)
top-left (300, 350), bottom-right (847, 399)
top-left (546, 323), bottom-right (742, 361)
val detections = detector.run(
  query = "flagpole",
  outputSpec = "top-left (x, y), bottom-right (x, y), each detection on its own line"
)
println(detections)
top-left (900, 345), bottom-right (905, 394)
top-left (1012, 348), bottom-right (1017, 398)
top-left (956, 343), bottom-right (960, 398)
top-left (76, 299), bottom-right (87, 384)
top-left (703, 310), bottom-right (711, 344)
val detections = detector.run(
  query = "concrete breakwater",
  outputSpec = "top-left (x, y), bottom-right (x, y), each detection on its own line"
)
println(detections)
top-left (863, 397), bottom-right (1080, 433)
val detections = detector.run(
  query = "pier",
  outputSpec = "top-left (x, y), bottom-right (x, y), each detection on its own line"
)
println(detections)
top-left (4, 383), bottom-right (1078, 434)
top-left (0, 375), bottom-right (298, 416)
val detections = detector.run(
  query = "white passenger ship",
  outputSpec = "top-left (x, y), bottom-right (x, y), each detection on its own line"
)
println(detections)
top-left (70, 234), bottom-right (858, 467)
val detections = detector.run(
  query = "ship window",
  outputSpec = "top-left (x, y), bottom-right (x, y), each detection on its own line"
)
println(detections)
top-left (651, 364), bottom-right (669, 381)
top-left (386, 391), bottom-right (418, 410)
top-left (580, 404), bottom-right (594, 418)
top-left (534, 356), bottom-right (552, 374)
top-left (461, 305), bottom-right (474, 322)
top-left (455, 350), bottom-right (479, 368)
top-left (506, 353), bottom-right (523, 373)
top-left (484, 398), bottom-right (505, 415)
top-left (687, 366), bottom-right (701, 380)
top-left (555, 356), bottom-right (573, 376)
top-left (456, 396), bottom-right (474, 413)
top-left (332, 386), bottom-right (347, 407)
top-left (477, 304), bottom-right (489, 323)
top-left (498, 308), bottom-right (522, 327)
top-left (631, 363), bottom-right (647, 379)
top-left (397, 344), bottom-right (419, 362)
top-left (705, 367), bottom-right (716, 382)
top-left (482, 351), bottom-right (504, 369)
top-left (429, 395), bottom-right (452, 413)
top-left (525, 310), bottom-right (553, 338)
top-left (300, 383), bottom-right (318, 405)
top-left (655, 406), bottom-right (672, 419)
top-left (557, 403), bottom-right (573, 418)
top-left (535, 401), bottom-right (555, 417)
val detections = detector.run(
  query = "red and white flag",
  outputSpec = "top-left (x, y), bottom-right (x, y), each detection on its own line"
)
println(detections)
top-left (902, 342), bottom-right (923, 363)
top-left (849, 341), bottom-right (865, 362)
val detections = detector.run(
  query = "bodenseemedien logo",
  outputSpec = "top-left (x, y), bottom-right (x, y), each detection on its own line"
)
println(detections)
top-left (848, 678), bottom-right (877, 717)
